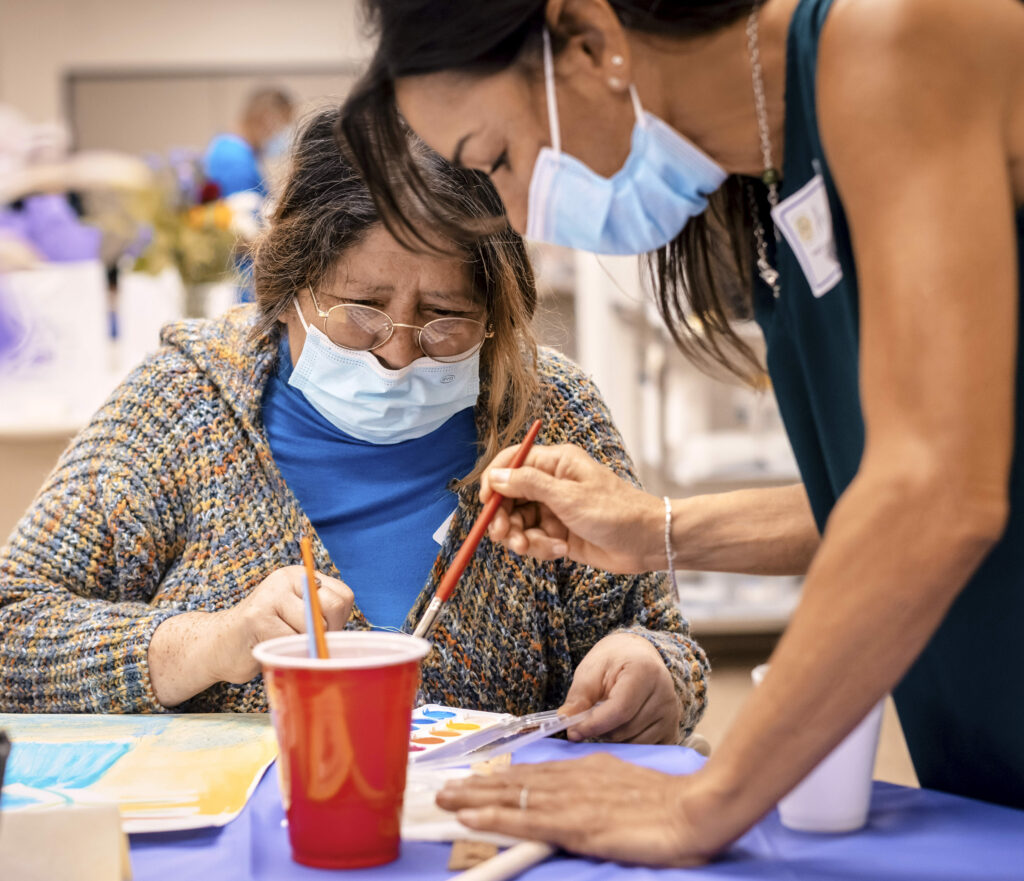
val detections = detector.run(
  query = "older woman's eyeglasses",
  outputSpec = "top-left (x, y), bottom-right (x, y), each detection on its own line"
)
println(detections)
top-left (307, 290), bottom-right (492, 363)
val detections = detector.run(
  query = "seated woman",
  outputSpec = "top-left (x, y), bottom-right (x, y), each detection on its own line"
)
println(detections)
top-left (0, 108), bottom-right (707, 743)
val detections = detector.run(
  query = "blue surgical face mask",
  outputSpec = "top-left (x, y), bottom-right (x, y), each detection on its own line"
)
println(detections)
top-left (526, 28), bottom-right (727, 256)
top-left (287, 300), bottom-right (480, 444)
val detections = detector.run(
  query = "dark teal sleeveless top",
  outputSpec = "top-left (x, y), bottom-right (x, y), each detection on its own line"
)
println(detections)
top-left (754, 0), bottom-right (1024, 808)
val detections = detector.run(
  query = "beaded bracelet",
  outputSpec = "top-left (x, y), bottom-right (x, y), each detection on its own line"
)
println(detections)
top-left (664, 496), bottom-right (679, 600)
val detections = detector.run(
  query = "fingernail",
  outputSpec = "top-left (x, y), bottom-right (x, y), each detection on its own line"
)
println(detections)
top-left (458, 809), bottom-right (482, 825)
top-left (567, 729), bottom-right (581, 742)
top-left (552, 541), bottom-right (568, 557)
top-left (491, 468), bottom-right (511, 485)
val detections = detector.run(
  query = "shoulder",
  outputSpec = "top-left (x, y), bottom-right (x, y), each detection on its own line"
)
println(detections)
top-left (535, 346), bottom-right (609, 413)
top-left (533, 347), bottom-right (639, 475)
top-left (819, 0), bottom-right (1012, 57)
top-left (158, 303), bottom-right (265, 360)
top-left (815, 0), bottom-right (1013, 199)
top-left (100, 306), bottom-right (270, 433)
top-left (817, 0), bottom-right (1010, 121)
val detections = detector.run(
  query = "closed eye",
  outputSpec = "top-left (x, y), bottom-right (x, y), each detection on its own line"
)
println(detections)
top-left (425, 308), bottom-right (476, 319)
top-left (489, 150), bottom-right (509, 175)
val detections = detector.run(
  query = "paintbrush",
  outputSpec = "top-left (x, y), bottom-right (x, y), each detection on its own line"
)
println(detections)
top-left (413, 419), bottom-right (543, 640)
top-left (300, 535), bottom-right (329, 659)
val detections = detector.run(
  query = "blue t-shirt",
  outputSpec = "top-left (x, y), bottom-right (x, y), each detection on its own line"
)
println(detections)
top-left (261, 337), bottom-right (478, 629)
top-left (203, 133), bottom-right (264, 197)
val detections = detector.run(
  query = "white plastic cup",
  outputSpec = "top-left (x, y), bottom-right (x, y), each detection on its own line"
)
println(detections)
top-left (751, 664), bottom-right (884, 833)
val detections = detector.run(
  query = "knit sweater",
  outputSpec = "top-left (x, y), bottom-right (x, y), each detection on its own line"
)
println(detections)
top-left (0, 306), bottom-right (708, 734)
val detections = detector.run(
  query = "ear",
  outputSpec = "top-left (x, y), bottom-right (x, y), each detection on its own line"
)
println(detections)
top-left (545, 0), bottom-right (633, 94)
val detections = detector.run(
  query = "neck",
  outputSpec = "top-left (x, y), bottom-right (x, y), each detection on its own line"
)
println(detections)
top-left (630, 0), bottom-right (796, 177)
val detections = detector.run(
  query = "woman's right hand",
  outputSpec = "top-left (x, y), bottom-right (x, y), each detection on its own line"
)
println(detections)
top-left (210, 566), bottom-right (354, 684)
top-left (481, 443), bottom-right (663, 574)
top-left (149, 566), bottom-right (354, 707)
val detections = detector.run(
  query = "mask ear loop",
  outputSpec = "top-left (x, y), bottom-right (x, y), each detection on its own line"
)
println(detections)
top-left (541, 28), bottom-right (562, 154)
top-left (628, 83), bottom-right (645, 125)
top-left (294, 296), bottom-right (310, 331)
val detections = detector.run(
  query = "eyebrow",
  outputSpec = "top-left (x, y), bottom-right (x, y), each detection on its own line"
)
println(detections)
top-left (347, 282), bottom-right (479, 308)
top-left (422, 291), bottom-right (480, 308)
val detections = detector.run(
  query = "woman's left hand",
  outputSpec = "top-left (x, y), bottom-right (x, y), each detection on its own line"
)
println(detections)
top-left (561, 633), bottom-right (680, 744)
top-left (436, 755), bottom-right (728, 867)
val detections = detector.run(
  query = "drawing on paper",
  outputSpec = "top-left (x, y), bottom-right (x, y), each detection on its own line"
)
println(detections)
top-left (0, 713), bottom-right (277, 832)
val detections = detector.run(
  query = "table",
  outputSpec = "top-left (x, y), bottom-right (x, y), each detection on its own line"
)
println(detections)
top-left (130, 740), bottom-right (1024, 880)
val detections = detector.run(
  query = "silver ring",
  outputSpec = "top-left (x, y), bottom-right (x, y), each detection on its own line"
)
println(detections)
top-left (519, 786), bottom-right (529, 811)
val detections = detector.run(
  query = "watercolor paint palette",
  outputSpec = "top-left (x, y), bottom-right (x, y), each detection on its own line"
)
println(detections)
top-left (409, 704), bottom-right (511, 761)
top-left (408, 703), bottom-right (595, 768)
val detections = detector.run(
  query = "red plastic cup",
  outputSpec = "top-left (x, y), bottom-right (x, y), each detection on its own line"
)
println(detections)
top-left (253, 631), bottom-right (430, 868)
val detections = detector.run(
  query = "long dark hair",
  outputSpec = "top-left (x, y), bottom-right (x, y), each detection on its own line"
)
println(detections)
top-left (341, 0), bottom-right (764, 382)
top-left (252, 106), bottom-right (540, 486)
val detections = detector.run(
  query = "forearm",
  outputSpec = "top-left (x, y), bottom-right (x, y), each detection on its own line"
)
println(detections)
top-left (651, 484), bottom-right (819, 575)
top-left (148, 612), bottom-right (224, 708)
top-left (0, 588), bottom-right (177, 712)
top-left (693, 470), bottom-right (1001, 834)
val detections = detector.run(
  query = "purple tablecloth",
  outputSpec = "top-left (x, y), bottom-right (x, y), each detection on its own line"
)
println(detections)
top-left (130, 740), bottom-right (1024, 880)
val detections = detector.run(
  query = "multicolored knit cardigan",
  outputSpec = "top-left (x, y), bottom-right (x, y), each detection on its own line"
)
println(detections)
top-left (0, 306), bottom-right (708, 735)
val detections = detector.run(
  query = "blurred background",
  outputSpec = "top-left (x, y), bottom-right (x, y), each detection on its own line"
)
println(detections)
top-left (0, 0), bottom-right (914, 783)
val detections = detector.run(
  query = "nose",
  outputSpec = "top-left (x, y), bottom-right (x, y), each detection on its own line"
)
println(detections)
top-left (371, 324), bottom-right (423, 369)
top-left (495, 177), bottom-right (527, 236)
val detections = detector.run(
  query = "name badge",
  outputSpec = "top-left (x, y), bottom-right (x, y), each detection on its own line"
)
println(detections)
top-left (433, 508), bottom-right (456, 546)
top-left (771, 173), bottom-right (843, 298)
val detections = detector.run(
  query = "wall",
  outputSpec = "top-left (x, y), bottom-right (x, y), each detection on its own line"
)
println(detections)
top-left (0, 0), bottom-right (366, 124)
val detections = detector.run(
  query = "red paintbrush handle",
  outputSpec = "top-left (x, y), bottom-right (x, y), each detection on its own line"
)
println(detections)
top-left (435, 419), bottom-right (542, 603)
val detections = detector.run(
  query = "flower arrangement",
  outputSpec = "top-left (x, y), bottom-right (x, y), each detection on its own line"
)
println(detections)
top-left (95, 148), bottom-right (259, 287)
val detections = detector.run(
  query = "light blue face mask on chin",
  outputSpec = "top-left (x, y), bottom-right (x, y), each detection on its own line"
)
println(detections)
top-left (287, 300), bottom-right (481, 444)
top-left (526, 28), bottom-right (728, 256)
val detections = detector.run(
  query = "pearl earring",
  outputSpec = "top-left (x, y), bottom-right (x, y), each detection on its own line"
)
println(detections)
top-left (608, 76), bottom-right (625, 89)
top-left (610, 54), bottom-right (624, 67)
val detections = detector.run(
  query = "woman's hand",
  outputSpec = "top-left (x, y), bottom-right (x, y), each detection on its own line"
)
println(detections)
top-left (481, 443), bottom-right (664, 573)
top-left (436, 755), bottom-right (733, 867)
top-left (149, 566), bottom-right (353, 707)
top-left (209, 566), bottom-right (354, 684)
top-left (561, 633), bottom-right (680, 744)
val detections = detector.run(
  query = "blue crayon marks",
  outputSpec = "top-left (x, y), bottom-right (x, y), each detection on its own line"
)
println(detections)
top-left (7, 741), bottom-right (132, 790)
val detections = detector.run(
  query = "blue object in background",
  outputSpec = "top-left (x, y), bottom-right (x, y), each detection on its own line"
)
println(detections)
top-left (203, 134), bottom-right (264, 197)
top-left (0, 196), bottom-right (102, 263)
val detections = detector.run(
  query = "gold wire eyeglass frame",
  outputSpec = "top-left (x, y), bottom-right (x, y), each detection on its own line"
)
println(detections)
top-left (306, 289), bottom-right (493, 363)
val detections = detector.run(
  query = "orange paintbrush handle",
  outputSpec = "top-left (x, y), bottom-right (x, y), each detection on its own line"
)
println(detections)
top-left (300, 535), bottom-right (329, 659)
top-left (435, 418), bottom-right (543, 604)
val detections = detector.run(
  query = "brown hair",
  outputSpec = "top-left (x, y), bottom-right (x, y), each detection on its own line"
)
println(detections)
top-left (340, 0), bottom-right (764, 384)
top-left (251, 107), bottom-right (540, 487)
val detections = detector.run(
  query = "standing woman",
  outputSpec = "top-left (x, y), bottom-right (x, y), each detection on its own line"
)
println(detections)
top-left (340, 0), bottom-right (1024, 865)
